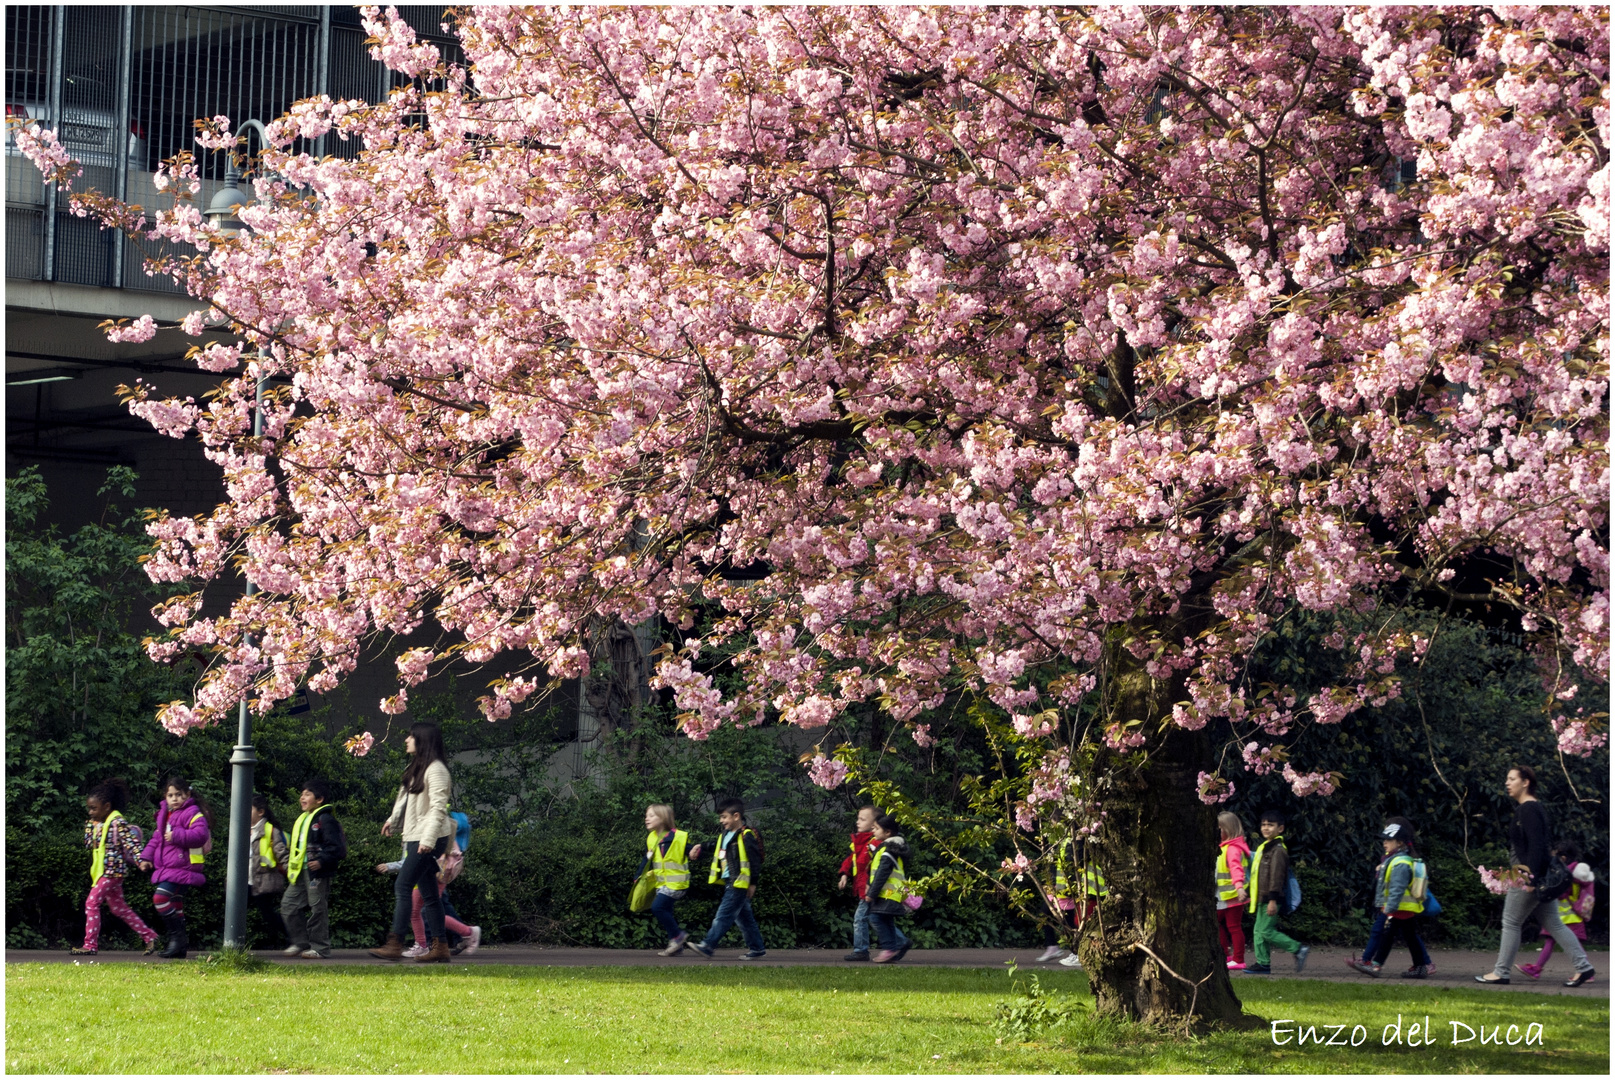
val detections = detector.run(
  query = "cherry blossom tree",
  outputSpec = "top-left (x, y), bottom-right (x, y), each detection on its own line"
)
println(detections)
top-left (23, 5), bottom-right (1607, 1025)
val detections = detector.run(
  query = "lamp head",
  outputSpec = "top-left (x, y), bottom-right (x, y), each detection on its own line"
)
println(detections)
top-left (206, 163), bottom-right (249, 234)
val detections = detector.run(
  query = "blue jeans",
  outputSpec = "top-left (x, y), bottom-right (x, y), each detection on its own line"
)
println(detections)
top-left (392, 836), bottom-right (448, 943)
top-left (1359, 911), bottom-right (1388, 962)
top-left (702, 886), bottom-right (764, 952)
top-left (651, 890), bottom-right (684, 940)
top-left (870, 910), bottom-right (908, 952)
top-left (852, 898), bottom-right (871, 953)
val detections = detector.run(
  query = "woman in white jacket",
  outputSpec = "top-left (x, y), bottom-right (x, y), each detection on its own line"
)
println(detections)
top-left (369, 722), bottom-right (457, 963)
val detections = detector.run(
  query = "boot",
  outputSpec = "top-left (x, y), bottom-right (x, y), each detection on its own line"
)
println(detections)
top-left (415, 938), bottom-right (451, 964)
top-left (369, 933), bottom-right (406, 960)
top-left (159, 916), bottom-right (188, 959)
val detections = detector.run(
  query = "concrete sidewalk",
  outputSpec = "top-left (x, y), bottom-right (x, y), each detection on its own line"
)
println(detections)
top-left (8, 943), bottom-right (1606, 996)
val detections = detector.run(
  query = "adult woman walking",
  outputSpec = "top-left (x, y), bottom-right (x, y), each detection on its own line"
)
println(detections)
top-left (369, 722), bottom-right (457, 963)
top-left (1476, 765), bottom-right (1595, 987)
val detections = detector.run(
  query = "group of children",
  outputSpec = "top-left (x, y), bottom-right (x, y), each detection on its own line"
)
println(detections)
top-left (78, 773), bottom-right (481, 961)
top-left (635, 800), bottom-right (918, 963)
top-left (1214, 808), bottom-right (1311, 975)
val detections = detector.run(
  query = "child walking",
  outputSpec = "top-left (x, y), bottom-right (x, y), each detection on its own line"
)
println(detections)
top-left (639, 803), bottom-right (703, 955)
top-left (866, 813), bottom-right (913, 963)
top-left (1349, 818), bottom-right (1432, 978)
top-left (1035, 836), bottom-right (1078, 965)
top-left (838, 806), bottom-right (877, 961)
top-left (282, 778), bottom-right (346, 959)
top-left (1517, 841), bottom-right (1597, 980)
top-left (1215, 811), bottom-right (1252, 971)
top-left (1243, 809), bottom-right (1309, 975)
top-left (249, 795), bottom-right (290, 949)
top-left (74, 778), bottom-right (159, 956)
top-left (690, 798), bottom-right (767, 960)
top-left (137, 775), bottom-right (213, 960)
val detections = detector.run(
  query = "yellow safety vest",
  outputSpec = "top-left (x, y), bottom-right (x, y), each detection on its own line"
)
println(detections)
top-left (708, 829), bottom-right (754, 890)
top-left (1382, 854), bottom-right (1425, 914)
top-left (1248, 837), bottom-right (1285, 913)
top-left (1557, 880), bottom-right (1585, 927)
top-left (1215, 845), bottom-right (1248, 902)
top-left (287, 805), bottom-right (325, 884)
top-left (871, 842), bottom-right (908, 904)
top-left (259, 825), bottom-right (282, 868)
top-left (185, 811), bottom-right (207, 865)
top-left (646, 829), bottom-right (691, 892)
top-left (91, 811), bottom-right (125, 884)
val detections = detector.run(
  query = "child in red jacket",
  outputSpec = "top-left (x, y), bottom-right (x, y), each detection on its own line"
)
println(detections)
top-left (838, 806), bottom-right (878, 961)
top-left (1215, 811), bottom-right (1253, 970)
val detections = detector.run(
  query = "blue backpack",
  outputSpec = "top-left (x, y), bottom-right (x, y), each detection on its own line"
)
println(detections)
top-left (1284, 869), bottom-right (1302, 915)
top-left (450, 811), bottom-right (471, 854)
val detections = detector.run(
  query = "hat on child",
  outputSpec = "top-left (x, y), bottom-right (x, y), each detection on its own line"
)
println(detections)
top-left (1379, 817), bottom-right (1416, 842)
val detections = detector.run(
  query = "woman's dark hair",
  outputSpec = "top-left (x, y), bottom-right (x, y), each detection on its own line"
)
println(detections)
top-left (87, 778), bottom-right (130, 813)
top-left (400, 722), bottom-right (447, 795)
top-left (252, 793), bottom-right (283, 832)
top-left (1511, 765), bottom-right (1539, 795)
top-left (874, 813), bottom-right (901, 833)
top-left (161, 775), bottom-right (216, 833)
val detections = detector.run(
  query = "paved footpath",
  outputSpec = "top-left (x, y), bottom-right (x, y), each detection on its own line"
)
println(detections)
top-left (8, 944), bottom-right (1605, 997)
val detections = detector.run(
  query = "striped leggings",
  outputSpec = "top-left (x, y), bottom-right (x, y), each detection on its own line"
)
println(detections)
top-left (83, 876), bottom-right (157, 951)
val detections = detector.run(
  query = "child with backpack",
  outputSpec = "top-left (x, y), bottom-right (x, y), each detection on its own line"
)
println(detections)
top-left (73, 778), bottom-right (159, 956)
top-left (866, 813), bottom-right (914, 964)
top-left (838, 805), bottom-right (877, 961)
top-left (1242, 809), bottom-right (1309, 975)
top-left (249, 794), bottom-right (290, 949)
top-left (1349, 817), bottom-right (1432, 978)
top-left (281, 778), bottom-right (346, 959)
top-left (136, 775), bottom-right (213, 959)
top-left (1517, 840), bottom-right (1597, 980)
top-left (1214, 811), bottom-right (1253, 971)
top-left (690, 798), bottom-right (767, 960)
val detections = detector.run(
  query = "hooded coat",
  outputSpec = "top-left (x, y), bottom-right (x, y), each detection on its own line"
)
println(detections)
top-left (139, 797), bottom-right (210, 887)
top-left (866, 835), bottom-right (912, 915)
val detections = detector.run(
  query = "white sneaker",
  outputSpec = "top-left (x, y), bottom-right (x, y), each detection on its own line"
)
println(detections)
top-left (282, 945), bottom-right (303, 956)
top-left (402, 943), bottom-right (429, 958)
top-left (462, 927), bottom-right (481, 956)
top-left (1035, 946), bottom-right (1068, 963)
top-left (1058, 954), bottom-right (1084, 969)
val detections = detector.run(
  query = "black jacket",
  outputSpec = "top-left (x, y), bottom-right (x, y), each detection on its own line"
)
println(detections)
top-left (866, 835), bottom-right (911, 915)
top-left (1508, 800), bottom-right (1551, 878)
top-left (304, 807), bottom-right (347, 879)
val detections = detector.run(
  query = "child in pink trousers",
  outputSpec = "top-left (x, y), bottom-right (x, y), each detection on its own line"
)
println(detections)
top-left (74, 779), bottom-right (159, 955)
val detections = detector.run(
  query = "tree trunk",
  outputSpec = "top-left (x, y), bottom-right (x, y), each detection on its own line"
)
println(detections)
top-left (1077, 647), bottom-right (1256, 1031)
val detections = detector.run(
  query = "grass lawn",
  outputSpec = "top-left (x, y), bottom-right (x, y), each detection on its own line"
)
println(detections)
top-left (4, 961), bottom-right (1608, 1074)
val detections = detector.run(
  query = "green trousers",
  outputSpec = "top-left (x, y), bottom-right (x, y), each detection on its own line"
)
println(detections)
top-left (1251, 909), bottom-right (1300, 966)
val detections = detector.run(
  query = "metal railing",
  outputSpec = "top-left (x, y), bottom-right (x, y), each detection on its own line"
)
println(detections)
top-left (5, 4), bottom-right (461, 294)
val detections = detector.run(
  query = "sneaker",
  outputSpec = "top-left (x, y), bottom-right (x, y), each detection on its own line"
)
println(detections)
top-left (1035, 945), bottom-right (1067, 963)
top-left (402, 943), bottom-right (429, 959)
top-left (282, 945), bottom-right (304, 956)
top-left (871, 949), bottom-right (898, 963)
top-left (1057, 954), bottom-right (1083, 969)
top-left (1349, 959), bottom-right (1381, 978)
top-left (143, 939), bottom-right (161, 956)
top-left (69, 947), bottom-right (97, 956)
top-left (461, 927), bottom-right (481, 956)
top-left (690, 941), bottom-right (715, 958)
top-left (1241, 964), bottom-right (1272, 975)
top-left (1564, 968), bottom-right (1595, 988)
top-left (1294, 946), bottom-right (1310, 974)
top-left (843, 950), bottom-right (870, 962)
top-left (1226, 960), bottom-right (1246, 971)
top-left (738, 950), bottom-right (767, 960)
top-left (1401, 965), bottom-right (1429, 980)
top-left (300, 949), bottom-right (331, 959)
top-left (1515, 963), bottom-right (1542, 980)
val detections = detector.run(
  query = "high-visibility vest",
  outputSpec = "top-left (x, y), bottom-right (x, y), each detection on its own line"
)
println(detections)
top-left (185, 811), bottom-right (207, 865)
top-left (259, 825), bottom-right (282, 868)
top-left (91, 811), bottom-right (125, 884)
top-left (871, 842), bottom-right (907, 904)
top-left (646, 829), bottom-right (691, 892)
top-left (1248, 837), bottom-right (1285, 913)
top-left (708, 829), bottom-right (753, 890)
top-left (1053, 852), bottom-right (1106, 900)
top-left (1558, 880), bottom-right (1586, 927)
top-left (287, 805), bottom-right (326, 884)
top-left (1383, 854), bottom-right (1425, 914)
top-left (1215, 845), bottom-right (1248, 902)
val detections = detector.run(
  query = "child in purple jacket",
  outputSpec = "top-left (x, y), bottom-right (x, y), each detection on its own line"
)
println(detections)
top-left (138, 775), bottom-right (213, 959)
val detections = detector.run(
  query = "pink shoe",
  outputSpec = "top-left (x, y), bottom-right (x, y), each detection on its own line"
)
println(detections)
top-left (1516, 963), bottom-right (1542, 980)
top-left (871, 950), bottom-right (898, 964)
top-left (1226, 960), bottom-right (1246, 971)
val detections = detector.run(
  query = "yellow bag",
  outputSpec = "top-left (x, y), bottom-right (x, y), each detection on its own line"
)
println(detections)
top-left (628, 874), bottom-right (656, 913)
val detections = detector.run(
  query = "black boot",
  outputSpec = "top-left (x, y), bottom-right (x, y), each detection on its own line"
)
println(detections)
top-left (159, 914), bottom-right (188, 959)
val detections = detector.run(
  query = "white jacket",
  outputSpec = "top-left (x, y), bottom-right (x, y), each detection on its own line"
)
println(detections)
top-left (386, 759), bottom-right (454, 844)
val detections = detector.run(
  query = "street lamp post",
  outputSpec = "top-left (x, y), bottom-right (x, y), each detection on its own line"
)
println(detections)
top-left (205, 122), bottom-right (270, 949)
